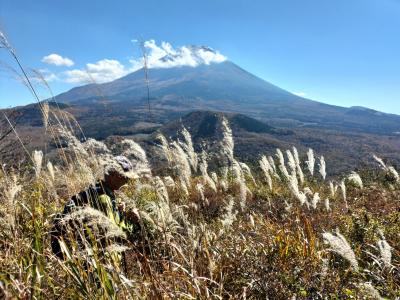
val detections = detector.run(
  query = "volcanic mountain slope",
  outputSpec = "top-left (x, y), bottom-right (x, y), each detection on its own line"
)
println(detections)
top-left (49, 45), bottom-right (400, 136)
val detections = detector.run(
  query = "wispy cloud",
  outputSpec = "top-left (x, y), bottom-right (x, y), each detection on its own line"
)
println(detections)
top-left (29, 69), bottom-right (58, 84)
top-left (39, 69), bottom-right (58, 82)
top-left (42, 53), bottom-right (74, 67)
top-left (64, 59), bottom-right (127, 84)
top-left (62, 40), bottom-right (227, 84)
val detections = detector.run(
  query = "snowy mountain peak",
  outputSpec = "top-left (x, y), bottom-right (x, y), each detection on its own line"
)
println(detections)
top-left (135, 40), bottom-right (227, 69)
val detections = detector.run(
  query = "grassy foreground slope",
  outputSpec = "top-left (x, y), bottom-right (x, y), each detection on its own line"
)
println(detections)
top-left (0, 113), bottom-right (399, 299)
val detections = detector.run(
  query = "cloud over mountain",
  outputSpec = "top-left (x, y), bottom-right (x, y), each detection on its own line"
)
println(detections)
top-left (63, 40), bottom-right (227, 84)
top-left (130, 40), bottom-right (227, 69)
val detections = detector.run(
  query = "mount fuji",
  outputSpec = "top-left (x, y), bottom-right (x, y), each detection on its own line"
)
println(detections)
top-left (50, 44), bottom-right (400, 138)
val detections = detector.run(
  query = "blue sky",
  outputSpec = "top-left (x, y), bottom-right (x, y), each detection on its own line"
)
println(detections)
top-left (1, 0), bottom-right (400, 114)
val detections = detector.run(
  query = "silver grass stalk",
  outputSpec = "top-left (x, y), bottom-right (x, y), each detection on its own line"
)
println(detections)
top-left (323, 230), bottom-right (359, 271)
top-left (287, 173), bottom-right (299, 200)
top-left (306, 148), bottom-right (315, 176)
top-left (172, 205), bottom-right (191, 233)
top-left (220, 196), bottom-right (237, 228)
top-left (238, 182), bottom-right (249, 210)
top-left (340, 180), bottom-right (347, 204)
top-left (373, 155), bottom-right (399, 182)
top-left (284, 200), bottom-right (293, 213)
top-left (303, 186), bottom-right (313, 196)
top-left (259, 156), bottom-right (273, 190)
top-left (211, 172), bottom-right (219, 185)
top-left (156, 133), bottom-right (172, 163)
top-left (179, 126), bottom-right (198, 171)
top-left (196, 183), bottom-right (205, 202)
top-left (286, 149), bottom-right (297, 174)
top-left (221, 166), bottom-right (229, 179)
top-left (0, 30), bottom-right (13, 52)
top-left (42, 101), bottom-right (50, 130)
top-left (249, 214), bottom-right (255, 228)
top-left (377, 231), bottom-right (392, 268)
top-left (388, 166), bottom-right (399, 182)
top-left (239, 181), bottom-right (251, 210)
top-left (170, 141), bottom-right (191, 188)
top-left (199, 151), bottom-right (217, 191)
top-left (219, 179), bottom-right (228, 191)
top-left (319, 156), bottom-right (326, 180)
top-left (153, 176), bottom-right (169, 203)
top-left (260, 155), bottom-right (273, 173)
top-left (119, 274), bottom-right (135, 288)
top-left (288, 173), bottom-right (307, 205)
top-left (296, 192), bottom-right (309, 208)
top-left (5, 175), bottom-right (21, 204)
top-left (268, 155), bottom-right (277, 174)
top-left (232, 159), bottom-right (243, 180)
top-left (47, 161), bottom-right (55, 181)
top-left (179, 178), bottom-right (189, 196)
top-left (292, 146), bottom-right (304, 184)
top-left (373, 154), bottom-right (387, 170)
top-left (324, 198), bottom-right (331, 212)
top-left (301, 193), bottom-right (310, 209)
top-left (311, 192), bottom-right (320, 209)
top-left (232, 160), bottom-right (248, 209)
top-left (105, 244), bottom-right (130, 254)
top-left (33, 150), bottom-right (43, 178)
top-left (2, 175), bottom-right (21, 229)
top-left (347, 172), bottom-right (363, 189)
top-left (239, 162), bottom-right (256, 184)
top-left (220, 116), bottom-right (234, 165)
top-left (276, 149), bottom-right (290, 180)
top-left (329, 181), bottom-right (337, 198)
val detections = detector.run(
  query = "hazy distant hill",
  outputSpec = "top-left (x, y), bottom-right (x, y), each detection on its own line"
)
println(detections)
top-left (152, 111), bottom-right (400, 175)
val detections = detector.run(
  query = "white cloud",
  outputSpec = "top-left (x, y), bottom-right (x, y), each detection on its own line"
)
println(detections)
top-left (42, 53), bottom-right (74, 67)
top-left (133, 40), bottom-right (227, 70)
top-left (30, 69), bottom-right (58, 83)
top-left (64, 59), bottom-right (128, 84)
top-left (293, 91), bottom-right (307, 97)
top-left (63, 40), bottom-right (227, 84)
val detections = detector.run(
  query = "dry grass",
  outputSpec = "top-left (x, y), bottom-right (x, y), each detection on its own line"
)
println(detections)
top-left (0, 134), bottom-right (399, 299)
top-left (0, 30), bottom-right (399, 299)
